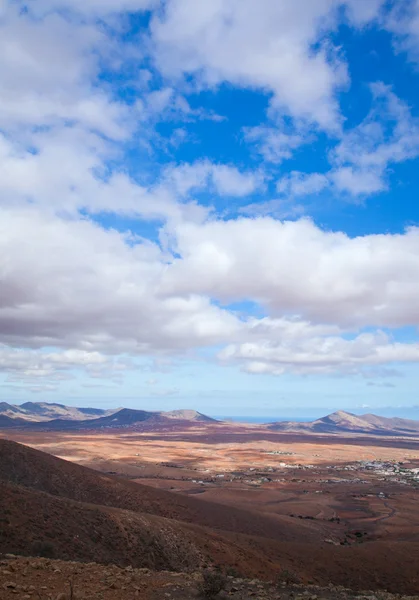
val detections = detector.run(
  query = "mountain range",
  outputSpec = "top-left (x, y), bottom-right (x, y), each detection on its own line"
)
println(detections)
top-left (0, 401), bottom-right (115, 422)
top-left (268, 410), bottom-right (419, 436)
top-left (1, 402), bottom-right (419, 435)
top-left (0, 401), bottom-right (216, 430)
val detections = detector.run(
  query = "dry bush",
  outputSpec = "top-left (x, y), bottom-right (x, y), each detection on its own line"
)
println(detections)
top-left (277, 568), bottom-right (300, 585)
top-left (31, 540), bottom-right (56, 558)
top-left (198, 568), bottom-right (227, 598)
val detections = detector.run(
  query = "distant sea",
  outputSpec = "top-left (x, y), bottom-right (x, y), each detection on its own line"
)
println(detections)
top-left (214, 416), bottom-right (313, 424)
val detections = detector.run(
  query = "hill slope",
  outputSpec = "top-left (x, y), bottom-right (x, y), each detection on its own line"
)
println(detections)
top-left (268, 411), bottom-right (419, 436)
top-left (164, 409), bottom-right (215, 422)
top-left (3, 556), bottom-right (419, 600)
top-left (0, 439), bottom-right (324, 580)
top-left (2, 440), bottom-right (419, 592)
top-left (0, 439), bottom-right (315, 543)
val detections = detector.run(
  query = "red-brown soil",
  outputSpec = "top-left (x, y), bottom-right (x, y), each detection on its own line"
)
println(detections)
top-left (3, 556), bottom-right (419, 600)
top-left (2, 426), bottom-right (419, 594)
top-left (3, 424), bottom-right (419, 470)
top-left (0, 439), bottom-right (319, 544)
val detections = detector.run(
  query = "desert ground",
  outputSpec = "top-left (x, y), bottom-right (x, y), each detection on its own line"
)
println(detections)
top-left (2, 422), bottom-right (419, 553)
top-left (4, 556), bottom-right (419, 600)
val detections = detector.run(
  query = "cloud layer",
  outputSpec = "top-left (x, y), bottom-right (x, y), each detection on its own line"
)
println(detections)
top-left (1, 0), bottom-right (419, 393)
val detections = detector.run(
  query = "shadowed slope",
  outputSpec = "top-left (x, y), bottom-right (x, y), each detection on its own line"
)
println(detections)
top-left (0, 439), bottom-right (319, 543)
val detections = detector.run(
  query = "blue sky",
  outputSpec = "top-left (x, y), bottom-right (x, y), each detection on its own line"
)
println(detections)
top-left (2, 0), bottom-right (419, 418)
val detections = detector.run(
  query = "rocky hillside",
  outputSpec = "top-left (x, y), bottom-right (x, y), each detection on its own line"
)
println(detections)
top-left (1, 556), bottom-right (418, 600)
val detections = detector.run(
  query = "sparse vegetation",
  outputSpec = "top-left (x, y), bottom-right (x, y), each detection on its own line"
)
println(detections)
top-left (277, 568), bottom-right (300, 585)
top-left (225, 566), bottom-right (242, 578)
top-left (198, 568), bottom-right (227, 598)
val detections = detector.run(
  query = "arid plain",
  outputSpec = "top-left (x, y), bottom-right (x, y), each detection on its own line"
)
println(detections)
top-left (2, 420), bottom-right (419, 578)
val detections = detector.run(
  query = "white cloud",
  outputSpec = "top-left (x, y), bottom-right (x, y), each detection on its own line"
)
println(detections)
top-left (219, 328), bottom-right (419, 376)
top-left (2, 207), bottom-right (419, 380)
top-left (164, 217), bottom-right (419, 329)
top-left (150, 0), bottom-right (353, 130)
top-left (330, 83), bottom-right (419, 195)
top-left (277, 171), bottom-right (329, 197)
top-left (1, 0), bottom-right (419, 389)
top-left (344, 0), bottom-right (385, 27)
top-left (0, 127), bottom-right (212, 224)
top-left (240, 199), bottom-right (305, 219)
top-left (0, 6), bottom-right (130, 139)
top-left (22, 0), bottom-right (159, 18)
top-left (270, 84), bottom-right (419, 199)
top-left (210, 164), bottom-right (264, 196)
top-left (0, 208), bottom-right (241, 355)
top-left (136, 87), bottom-right (225, 124)
top-left (244, 126), bottom-right (307, 163)
top-left (330, 166), bottom-right (385, 195)
top-left (386, 0), bottom-right (419, 63)
top-left (0, 345), bottom-right (128, 384)
top-left (162, 160), bottom-right (264, 197)
top-left (254, 83), bottom-right (419, 199)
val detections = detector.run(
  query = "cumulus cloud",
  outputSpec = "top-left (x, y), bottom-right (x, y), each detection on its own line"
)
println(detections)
top-left (164, 217), bottom-right (419, 329)
top-left (162, 160), bottom-right (264, 197)
top-left (150, 0), bottom-right (353, 130)
top-left (0, 126), bottom-right (213, 223)
top-left (3, 207), bottom-right (419, 379)
top-left (0, 208), bottom-right (242, 354)
top-left (0, 6), bottom-right (129, 138)
top-left (1, 0), bottom-right (419, 390)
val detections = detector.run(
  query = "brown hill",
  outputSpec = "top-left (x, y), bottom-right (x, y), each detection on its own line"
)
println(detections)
top-left (268, 410), bottom-right (419, 436)
top-left (0, 439), bottom-right (315, 544)
top-left (2, 440), bottom-right (419, 593)
top-left (0, 439), bottom-right (334, 582)
top-left (0, 480), bottom-right (204, 571)
top-left (164, 409), bottom-right (215, 422)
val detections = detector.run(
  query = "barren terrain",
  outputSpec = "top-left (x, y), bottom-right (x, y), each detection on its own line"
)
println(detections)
top-left (3, 556), bottom-right (419, 600)
top-left (1, 422), bottom-right (419, 593)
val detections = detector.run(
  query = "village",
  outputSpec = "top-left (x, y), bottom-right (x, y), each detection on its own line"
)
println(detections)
top-left (157, 456), bottom-right (419, 489)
